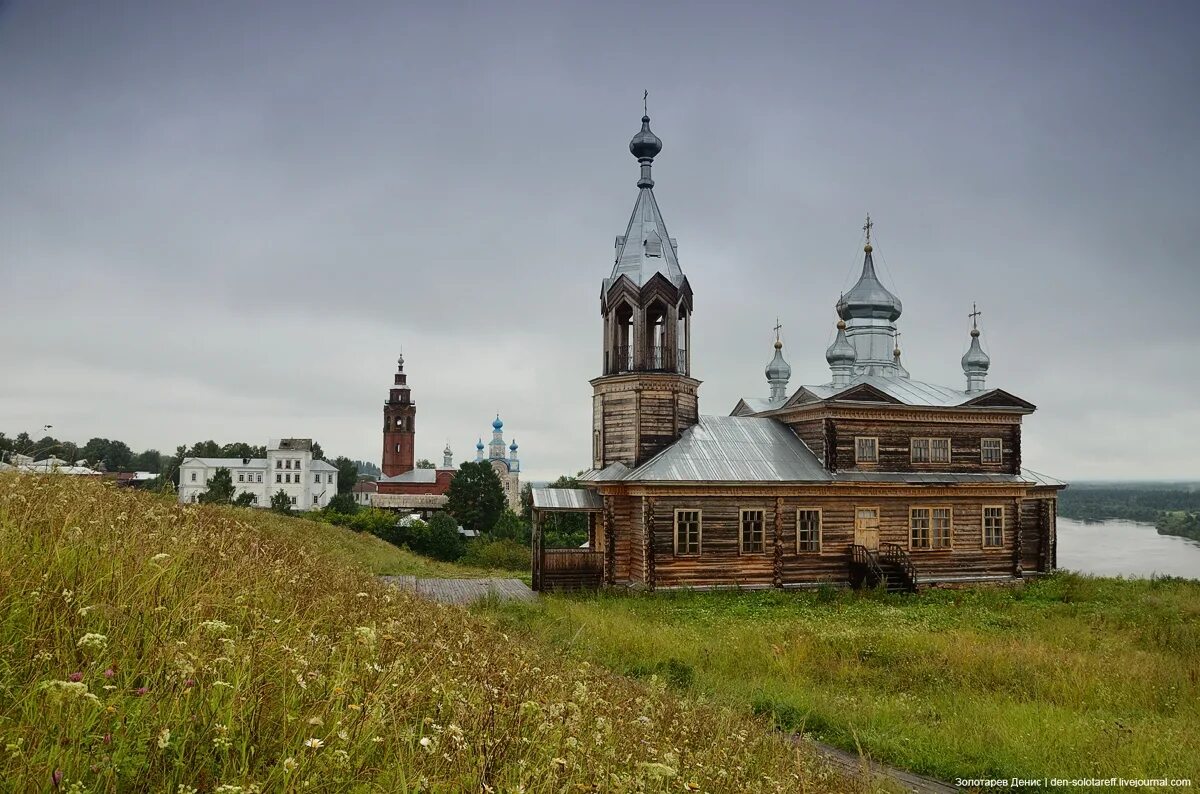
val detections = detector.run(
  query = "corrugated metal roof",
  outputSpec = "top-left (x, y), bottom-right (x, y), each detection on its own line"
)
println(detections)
top-left (532, 488), bottom-right (604, 511)
top-left (378, 468), bottom-right (438, 484)
top-left (624, 415), bottom-right (832, 483)
top-left (578, 462), bottom-right (631, 482)
top-left (1020, 468), bottom-right (1068, 488)
top-left (798, 375), bottom-right (972, 407)
top-left (310, 460), bottom-right (337, 472)
top-left (182, 458), bottom-right (269, 469)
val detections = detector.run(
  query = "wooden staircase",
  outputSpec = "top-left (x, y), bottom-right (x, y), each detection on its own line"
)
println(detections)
top-left (850, 543), bottom-right (918, 594)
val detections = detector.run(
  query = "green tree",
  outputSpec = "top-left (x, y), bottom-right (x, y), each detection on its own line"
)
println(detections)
top-left (490, 509), bottom-right (527, 542)
top-left (542, 474), bottom-right (590, 547)
top-left (519, 482), bottom-right (534, 521)
top-left (327, 492), bottom-right (358, 515)
top-left (354, 460), bottom-right (382, 479)
top-left (445, 461), bottom-right (505, 537)
top-left (425, 512), bottom-right (465, 561)
top-left (132, 449), bottom-right (162, 473)
top-left (270, 489), bottom-right (292, 514)
top-left (198, 468), bottom-right (236, 505)
top-left (332, 457), bottom-right (359, 494)
top-left (233, 492), bottom-right (258, 507)
top-left (80, 438), bottom-right (134, 472)
top-left (187, 440), bottom-right (221, 457)
top-left (416, 458), bottom-right (435, 469)
top-left (219, 442), bottom-right (265, 459)
top-left (311, 441), bottom-right (324, 461)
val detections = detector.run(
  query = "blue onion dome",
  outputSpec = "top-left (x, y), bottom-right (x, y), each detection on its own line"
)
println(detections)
top-left (826, 319), bottom-right (856, 365)
top-left (492, 414), bottom-right (503, 430)
top-left (476, 438), bottom-right (485, 451)
top-left (961, 327), bottom-right (991, 372)
top-left (764, 339), bottom-right (792, 381)
top-left (837, 243), bottom-right (903, 322)
top-left (629, 115), bottom-right (662, 161)
top-left (509, 440), bottom-right (518, 452)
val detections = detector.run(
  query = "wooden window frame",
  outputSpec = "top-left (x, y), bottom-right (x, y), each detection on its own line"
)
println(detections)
top-left (931, 506), bottom-right (953, 549)
top-left (981, 437), bottom-right (1003, 465)
top-left (982, 505), bottom-right (1005, 549)
top-left (909, 506), bottom-right (932, 549)
top-left (673, 509), bottom-right (702, 556)
top-left (796, 508), bottom-right (823, 554)
top-left (911, 437), bottom-right (951, 465)
top-left (854, 436), bottom-right (879, 464)
top-left (738, 508), bottom-right (766, 555)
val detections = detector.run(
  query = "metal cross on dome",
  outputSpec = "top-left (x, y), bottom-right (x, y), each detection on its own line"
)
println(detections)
top-left (969, 302), bottom-right (982, 330)
top-left (863, 213), bottom-right (873, 245)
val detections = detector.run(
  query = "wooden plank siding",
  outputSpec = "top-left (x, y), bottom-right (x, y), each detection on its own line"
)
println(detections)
top-left (630, 494), bottom-right (1029, 589)
top-left (788, 419), bottom-right (826, 466)
top-left (823, 419), bottom-right (1020, 474)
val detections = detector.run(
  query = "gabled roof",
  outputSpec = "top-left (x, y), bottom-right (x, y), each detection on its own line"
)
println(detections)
top-left (771, 375), bottom-right (1035, 412)
top-left (578, 462), bottom-right (631, 482)
top-left (310, 460), bottom-right (338, 472)
top-left (604, 187), bottom-right (683, 294)
top-left (623, 415), bottom-right (831, 483)
top-left (732, 397), bottom-right (787, 416)
top-left (181, 457), bottom-right (269, 469)
top-left (532, 488), bottom-right (604, 512)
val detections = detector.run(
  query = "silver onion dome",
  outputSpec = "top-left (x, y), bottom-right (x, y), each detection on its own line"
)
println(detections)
top-left (765, 339), bottom-right (792, 381)
top-left (961, 327), bottom-right (991, 372)
top-left (825, 320), bottom-right (856, 365)
top-left (629, 115), bottom-right (662, 161)
top-left (837, 244), bottom-right (903, 322)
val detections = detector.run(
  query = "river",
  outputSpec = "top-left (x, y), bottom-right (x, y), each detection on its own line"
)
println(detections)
top-left (1057, 517), bottom-right (1200, 579)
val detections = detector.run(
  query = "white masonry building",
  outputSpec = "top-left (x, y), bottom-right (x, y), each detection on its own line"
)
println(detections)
top-left (177, 438), bottom-right (339, 510)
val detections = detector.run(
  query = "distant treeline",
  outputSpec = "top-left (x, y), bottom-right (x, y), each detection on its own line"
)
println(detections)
top-left (1058, 483), bottom-right (1200, 541)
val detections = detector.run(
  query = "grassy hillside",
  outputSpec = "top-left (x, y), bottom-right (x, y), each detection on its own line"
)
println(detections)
top-left (0, 474), bottom-right (855, 792)
top-left (482, 578), bottom-right (1200, 790)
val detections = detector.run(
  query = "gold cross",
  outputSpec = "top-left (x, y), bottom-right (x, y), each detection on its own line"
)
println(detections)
top-left (863, 213), bottom-right (873, 245)
top-left (969, 303), bottom-right (982, 330)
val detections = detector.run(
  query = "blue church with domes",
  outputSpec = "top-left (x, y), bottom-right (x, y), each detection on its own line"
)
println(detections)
top-left (476, 414), bottom-right (521, 510)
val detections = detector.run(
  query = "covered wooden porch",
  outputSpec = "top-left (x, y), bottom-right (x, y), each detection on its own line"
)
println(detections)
top-left (530, 488), bottom-right (605, 592)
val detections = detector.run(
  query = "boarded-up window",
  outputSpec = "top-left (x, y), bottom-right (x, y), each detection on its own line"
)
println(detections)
top-left (740, 509), bottom-right (765, 554)
top-left (932, 507), bottom-right (952, 548)
top-left (981, 438), bottom-right (1003, 464)
top-left (910, 508), bottom-right (931, 548)
top-left (983, 506), bottom-right (1005, 547)
top-left (855, 437), bottom-right (878, 463)
top-left (674, 510), bottom-right (701, 555)
top-left (797, 509), bottom-right (822, 552)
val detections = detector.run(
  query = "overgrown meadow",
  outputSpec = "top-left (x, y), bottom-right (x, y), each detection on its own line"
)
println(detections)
top-left (481, 576), bottom-right (1200, 790)
top-left (0, 474), bottom-right (859, 792)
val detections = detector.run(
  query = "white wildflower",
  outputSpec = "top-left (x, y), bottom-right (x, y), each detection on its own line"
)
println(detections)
top-left (157, 727), bottom-right (171, 749)
top-left (150, 553), bottom-right (170, 564)
top-left (282, 757), bottom-right (298, 773)
top-left (303, 738), bottom-right (324, 750)
top-left (76, 633), bottom-right (107, 652)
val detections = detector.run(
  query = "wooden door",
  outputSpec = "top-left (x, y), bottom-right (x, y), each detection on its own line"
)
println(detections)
top-left (854, 507), bottom-right (880, 550)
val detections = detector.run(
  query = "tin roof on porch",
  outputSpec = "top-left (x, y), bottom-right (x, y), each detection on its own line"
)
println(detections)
top-left (531, 487), bottom-right (604, 512)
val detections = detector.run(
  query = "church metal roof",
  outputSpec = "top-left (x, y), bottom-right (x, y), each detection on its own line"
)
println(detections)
top-left (787, 375), bottom-right (1028, 409)
top-left (623, 415), bottom-right (831, 483)
top-left (378, 468), bottom-right (439, 484)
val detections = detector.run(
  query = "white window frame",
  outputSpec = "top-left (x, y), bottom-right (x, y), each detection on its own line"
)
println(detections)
top-left (983, 505), bottom-right (1005, 548)
top-left (981, 438), bottom-right (1003, 465)
top-left (739, 508), bottom-right (766, 555)
top-left (796, 509), bottom-right (822, 553)
top-left (673, 509), bottom-right (702, 556)
top-left (854, 436), bottom-right (879, 464)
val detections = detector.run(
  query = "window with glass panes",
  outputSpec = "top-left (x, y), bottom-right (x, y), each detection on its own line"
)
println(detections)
top-left (983, 506), bottom-right (1005, 547)
top-left (855, 437), bottom-right (878, 463)
top-left (981, 438), bottom-right (1003, 464)
top-left (674, 510), bottom-right (701, 555)
top-left (739, 509), bottom-right (765, 553)
top-left (796, 509), bottom-right (821, 552)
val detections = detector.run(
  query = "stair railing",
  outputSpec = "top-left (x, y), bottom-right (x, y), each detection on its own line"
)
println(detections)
top-left (879, 542), bottom-right (919, 592)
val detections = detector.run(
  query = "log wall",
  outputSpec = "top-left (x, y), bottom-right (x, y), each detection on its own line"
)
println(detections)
top-left (640, 494), bottom-right (1027, 588)
top-left (823, 418), bottom-right (1019, 474)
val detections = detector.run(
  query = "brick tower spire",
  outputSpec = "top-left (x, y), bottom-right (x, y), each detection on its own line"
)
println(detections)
top-left (382, 353), bottom-right (416, 477)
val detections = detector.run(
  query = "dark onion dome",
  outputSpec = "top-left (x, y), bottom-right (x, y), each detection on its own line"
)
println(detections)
top-left (825, 319), bottom-right (856, 365)
top-left (961, 327), bottom-right (991, 372)
top-left (836, 244), bottom-right (903, 322)
top-left (764, 339), bottom-right (792, 381)
top-left (629, 115), bottom-right (662, 161)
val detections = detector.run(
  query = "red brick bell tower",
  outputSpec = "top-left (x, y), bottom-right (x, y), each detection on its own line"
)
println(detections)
top-left (382, 354), bottom-right (416, 477)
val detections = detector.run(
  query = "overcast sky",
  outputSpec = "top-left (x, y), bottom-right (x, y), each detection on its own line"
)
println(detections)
top-left (1, 1), bottom-right (1197, 482)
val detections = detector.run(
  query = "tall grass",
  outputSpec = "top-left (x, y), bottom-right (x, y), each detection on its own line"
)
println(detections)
top-left (482, 577), bottom-right (1200, 790)
top-left (0, 474), bottom-right (858, 792)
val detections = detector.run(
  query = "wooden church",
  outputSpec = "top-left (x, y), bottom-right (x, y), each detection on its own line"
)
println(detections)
top-left (530, 111), bottom-right (1065, 593)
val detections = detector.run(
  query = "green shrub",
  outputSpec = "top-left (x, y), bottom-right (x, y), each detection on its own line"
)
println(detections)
top-left (461, 537), bottom-right (530, 571)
